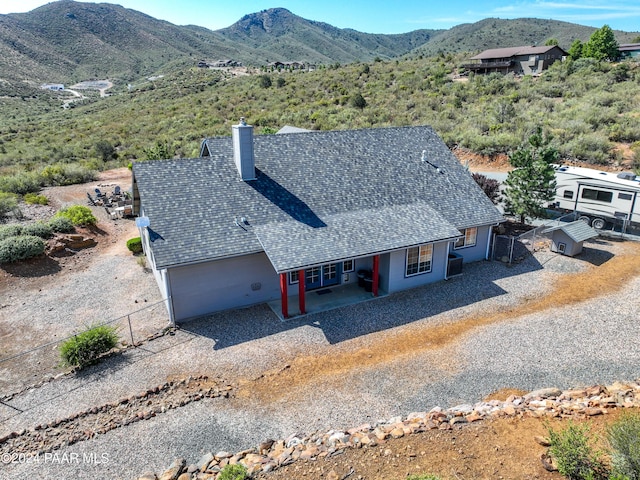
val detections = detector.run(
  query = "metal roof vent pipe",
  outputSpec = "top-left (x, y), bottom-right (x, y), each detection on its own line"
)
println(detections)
top-left (232, 117), bottom-right (256, 181)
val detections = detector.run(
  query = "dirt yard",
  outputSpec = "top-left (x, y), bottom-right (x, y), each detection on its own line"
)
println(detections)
top-left (0, 168), bottom-right (169, 393)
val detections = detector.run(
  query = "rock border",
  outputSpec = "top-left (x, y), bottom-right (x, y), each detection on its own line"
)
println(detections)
top-left (141, 380), bottom-right (640, 480)
top-left (0, 375), bottom-right (232, 457)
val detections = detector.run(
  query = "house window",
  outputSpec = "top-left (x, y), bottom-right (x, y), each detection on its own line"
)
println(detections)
top-left (581, 188), bottom-right (613, 203)
top-left (343, 259), bottom-right (354, 272)
top-left (306, 267), bottom-right (321, 285)
top-left (323, 264), bottom-right (337, 282)
top-left (563, 190), bottom-right (574, 199)
top-left (454, 227), bottom-right (477, 249)
top-left (406, 244), bottom-right (433, 276)
top-left (289, 271), bottom-right (299, 284)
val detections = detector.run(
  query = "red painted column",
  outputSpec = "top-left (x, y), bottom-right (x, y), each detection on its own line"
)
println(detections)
top-left (280, 273), bottom-right (288, 319)
top-left (298, 269), bottom-right (306, 315)
top-left (372, 255), bottom-right (380, 297)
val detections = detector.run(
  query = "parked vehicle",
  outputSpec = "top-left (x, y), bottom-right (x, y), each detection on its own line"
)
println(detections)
top-left (550, 165), bottom-right (640, 229)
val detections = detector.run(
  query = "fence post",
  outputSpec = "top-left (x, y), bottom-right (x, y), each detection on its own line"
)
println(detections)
top-left (128, 315), bottom-right (135, 346)
top-left (509, 236), bottom-right (515, 265)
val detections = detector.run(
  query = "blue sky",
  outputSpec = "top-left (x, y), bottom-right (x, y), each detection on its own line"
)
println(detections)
top-left (1, 0), bottom-right (639, 33)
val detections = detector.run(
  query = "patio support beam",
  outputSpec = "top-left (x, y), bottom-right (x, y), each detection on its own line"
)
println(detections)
top-left (280, 273), bottom-right (288, 319)
top-left (372, 255), bottom-right (379, 297)
top-left (298, 269), bottom-right (306, 315)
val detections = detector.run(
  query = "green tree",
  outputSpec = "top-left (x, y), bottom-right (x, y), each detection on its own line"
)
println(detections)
top-left (143, 141), bottom-right (172, 160)
top-left (584, 25), bottom-right (619, 61)
top-left (350, 93), bottom-right (367, 109)
top-left (503, 128), bottom-right (558, 223)
top-left (545, 38), bottom-right (559, 46)
top-left (258, 74), bottom-right (272, 88)
top-left (94, 140), bottom-right (117, 162)
top-left (568, 39), bottom-right (584, 60)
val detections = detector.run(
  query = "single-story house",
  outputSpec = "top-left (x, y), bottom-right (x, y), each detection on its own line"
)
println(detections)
top-left (132, 122), bottom-right (504, 323)
top-left (544, 220), bottom-right (598, 256)
top-left (463, 45), bottom-right (567, 75)
top-left (41, 83), bottom-right (64, 91)
top-left (619, 43), bottom-right (640, 59)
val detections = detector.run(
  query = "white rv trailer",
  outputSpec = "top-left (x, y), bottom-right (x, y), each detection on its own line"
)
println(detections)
top-left (551, 165), bottom-right (640, 229)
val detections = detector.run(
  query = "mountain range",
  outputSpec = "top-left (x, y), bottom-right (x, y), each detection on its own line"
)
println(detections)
top-left (0, 0), bottom-right (638, 91)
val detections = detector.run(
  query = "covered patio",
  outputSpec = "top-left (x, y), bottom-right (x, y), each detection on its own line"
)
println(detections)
top-left (267, 281), bottom-right (387, 321)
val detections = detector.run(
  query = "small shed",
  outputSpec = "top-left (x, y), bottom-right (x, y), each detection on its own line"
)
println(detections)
top-left (543, 220), bottom-right (598, 256)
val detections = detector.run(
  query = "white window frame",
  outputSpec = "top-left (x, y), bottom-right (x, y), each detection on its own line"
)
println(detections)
top-left (342, 259), bottom-right (354, 272)
top-left (454, 227), bottom-right (477, 249)
top-left (289, 271), bottom-right (299, 284)
top-left (405, 244), bottom-right (433, 277)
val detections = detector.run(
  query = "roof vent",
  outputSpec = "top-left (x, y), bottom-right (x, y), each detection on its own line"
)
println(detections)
top-left (232, 117), bottom-right (256, 181)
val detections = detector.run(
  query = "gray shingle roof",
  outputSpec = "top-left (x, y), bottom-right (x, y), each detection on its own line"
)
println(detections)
top-left (133, 125), bottom-right (504, 271)
top-left (544, 220), bottom-right (599, 243)
top-left (470, 45), bottom-right (565, 60)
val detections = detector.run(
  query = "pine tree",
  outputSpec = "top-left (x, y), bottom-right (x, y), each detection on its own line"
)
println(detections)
top-left (504, 128), bottom-right (558, 224)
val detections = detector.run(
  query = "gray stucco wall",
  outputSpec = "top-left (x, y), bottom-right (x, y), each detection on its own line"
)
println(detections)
top-left (386, 242), bottom-right (449, 293)
top-left (452, 225), bottom-right (491, 263)
top-left (168, 252), bottom-right (280, 321)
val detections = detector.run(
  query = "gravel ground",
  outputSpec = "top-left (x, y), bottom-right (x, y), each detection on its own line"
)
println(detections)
top-left (1, 238), bottom-right (640, 480)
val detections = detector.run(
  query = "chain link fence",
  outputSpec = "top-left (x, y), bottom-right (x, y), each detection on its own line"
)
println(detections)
top-left (0, 299), bottom-right (170, 398)
top-left (492, 212), bottom-right (582, 264)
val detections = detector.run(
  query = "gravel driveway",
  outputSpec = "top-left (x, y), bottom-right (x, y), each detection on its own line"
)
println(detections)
top-left (1, 238), bottom-right (639, 480)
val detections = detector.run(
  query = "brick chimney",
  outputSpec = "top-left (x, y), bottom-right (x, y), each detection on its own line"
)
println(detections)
top-left (232, 117), bottom-right (256, 181)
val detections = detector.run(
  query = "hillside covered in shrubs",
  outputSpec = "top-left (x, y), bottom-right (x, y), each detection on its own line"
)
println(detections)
top-left (0, 53), bottom-right (639, 199)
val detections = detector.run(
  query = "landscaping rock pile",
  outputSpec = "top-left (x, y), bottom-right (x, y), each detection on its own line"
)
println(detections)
top-left (140, 381), bottom-right (640, 480)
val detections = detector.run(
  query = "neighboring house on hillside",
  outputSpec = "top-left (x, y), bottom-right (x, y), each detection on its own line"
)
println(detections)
top-left (41, 83), bottom-right (64, 91)
top-left (619, 43), bottom-right (640, 59)
top-left (132, 122), bottom-right (504, 324)
top-left (464, 45), bottom-right (567, 75)
top-left (267, 61), bottom-right (312, 71)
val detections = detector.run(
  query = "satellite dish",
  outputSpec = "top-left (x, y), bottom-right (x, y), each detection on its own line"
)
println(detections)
top-left (135, 216), bottom-right (150, 228)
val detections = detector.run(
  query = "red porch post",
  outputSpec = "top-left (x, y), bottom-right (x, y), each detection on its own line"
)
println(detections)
top-left (298, 269), bottom-right (306, 314)
top-left (372, 255), bottom-right (380, 297)
top-left (280, 273), bottom-right (288, 319)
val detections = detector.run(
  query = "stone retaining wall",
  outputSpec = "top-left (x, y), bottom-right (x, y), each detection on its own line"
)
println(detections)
top-left (141, 380), bottom-right (640, 480)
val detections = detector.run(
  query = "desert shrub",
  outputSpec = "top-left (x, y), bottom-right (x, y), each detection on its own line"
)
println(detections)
top-left (126, 237), bottom-right (143, 254)
top-left (0, 235), bottom-right (46, 263)
top-left (607, 412), bottom-right (640, 480)
top-left (562, 134), bottom-right (613, 165)
top-left (0, 224), bottom-right (23, 240)
top-left (472, 172), bottom-right (501, 204)
top-left (48, 216), bottom-right (75, 233)
top-left (21, 221), bottom-right (52, 239)
top-left (40, 164), bottom-right (97, 187)
top-left (55, 205), bottom-right (97, 226)
top-left (59, 324), bottom-right (119, 368)
top-left (24, 193), bottom-right (48, 205)
top-left (218, 464), bottom-right (247, 480)
top-left (546, 421), bottom-right (608, 480)
top-left (0, 171), bottom-right (41, 195)
top-left (0, 192), bottom-right (19, 217)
